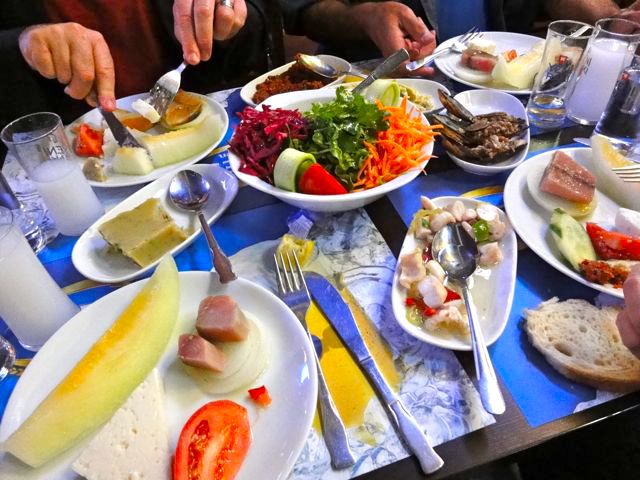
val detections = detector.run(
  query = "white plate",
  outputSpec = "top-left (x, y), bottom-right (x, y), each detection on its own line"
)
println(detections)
top-left (71, 164), bottom-right (238, 283)
top-left (67, 93), bottom-right (229, 188)
top-left (0, 273), bottom-right (317, 480)
top-left (445, 89), bottom-right (530, 175)
top-left (391, 196), bottom-right (517, 350)
top-left (434, 31), bottom-right (541, 94)
top-left (229, 89), bottom-right (433, 213)
top-left (504, 147), bottom-right (624, 298)
top-left (240, 55), bottom-right (351, 107)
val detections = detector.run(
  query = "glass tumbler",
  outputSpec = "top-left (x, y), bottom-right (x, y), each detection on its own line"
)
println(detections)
top-left (526, 20), bottom-right (593, 129)
top-left (0, 206), bottom-right (80, 351)
top-left (1, 112), bottom-right (104, 236)
top-left (565, 18), bottom-right (640, 125)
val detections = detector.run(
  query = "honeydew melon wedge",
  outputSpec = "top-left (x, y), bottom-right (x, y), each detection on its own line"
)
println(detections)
top-left (3, 256), bottom-right (180, 468)
top-left (142, 105), bottom-right (220, 168)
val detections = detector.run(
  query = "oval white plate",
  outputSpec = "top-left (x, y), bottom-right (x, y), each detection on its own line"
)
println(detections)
top-left (0, 273), bottom-right (317, 480)
top-left (445, 89), bottom-right (530, 175)
top-left (67, 93), bottom-right (229, 188)
top-left (72, 164), bottom-right (238, 283)
top-left (434, 31), bottom-right (541, 95)
top-left (229, 89), bottom-right (433, 213)
top-left (239, 54), bottom-right (351, 107)
top-left (504, 147), bottom-right (624, 298)
top-left (391, 196), bottom-right (517, 351)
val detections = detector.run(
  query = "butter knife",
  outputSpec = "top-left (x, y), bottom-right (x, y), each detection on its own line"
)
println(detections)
top-left (305, 273), bottom-right (444, 474)
top-left (352, 48), bottom-right (410, 94)
top-left (99, 108), bottom-right (146, 149)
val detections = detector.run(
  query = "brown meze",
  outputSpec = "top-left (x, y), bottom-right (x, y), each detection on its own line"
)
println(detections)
top-left (178, 334), bottom-right (226, 372)
top-left (196, 295), bottom-right (250, 342)
top-left (539, 151), bottom-right (596, 203)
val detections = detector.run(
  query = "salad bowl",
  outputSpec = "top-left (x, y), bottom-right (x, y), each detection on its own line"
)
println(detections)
top-left (228, 89), bottom-right (434, 212)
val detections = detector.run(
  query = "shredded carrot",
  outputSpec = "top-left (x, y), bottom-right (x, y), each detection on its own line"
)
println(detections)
top-left (352, 97), bottom-right (441, 191)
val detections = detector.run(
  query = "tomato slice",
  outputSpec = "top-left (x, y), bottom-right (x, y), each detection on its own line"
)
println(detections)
top-left (74, 123), bottom-right (104, 157)
top-left (173, 400), bottom-right (251, 480)
top-left (586, 223), bottom-right (640, 260)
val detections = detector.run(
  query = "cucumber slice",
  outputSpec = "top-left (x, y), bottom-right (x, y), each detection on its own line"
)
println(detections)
top-left (365, 79), bottom-right (401, 106)
top-left (273, 148), bottom-right (315, 192)
top-left (549, 208), bottom-right (596, 271)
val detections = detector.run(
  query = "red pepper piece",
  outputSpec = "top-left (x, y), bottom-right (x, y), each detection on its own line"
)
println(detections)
top-left (248, 385), bottom-right (272, 407)
top-left (445, 289), bottom-right (461, 302)
top-left (297, 164), bottom-right (348, 195)
top-left (586, 223), bottom-right (640, 261)
top-left (406, 296), bottom-right (437, 317)
top-left (75, 123), bottom-right (103, 157)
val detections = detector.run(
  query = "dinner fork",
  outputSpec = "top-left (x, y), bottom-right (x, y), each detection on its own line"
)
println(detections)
top-left (144, 62), bottom-right (187, 118)
top-left (274, 251), bottom-right (355, 470)
top-left (612, 164), bottom-right (640, 182)
top-left (406, 27), bottom-right (483, 71)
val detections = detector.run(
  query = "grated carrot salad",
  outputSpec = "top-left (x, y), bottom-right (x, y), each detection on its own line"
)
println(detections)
top-left (352, 97), bottom-right (440, 191)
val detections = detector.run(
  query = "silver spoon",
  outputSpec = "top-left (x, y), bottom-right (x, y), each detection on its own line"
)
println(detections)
top-left (168, 170), bottom-right (236, 283)
top-left (432, 223), bottom-right (505, 415)
top-left (297, 54), bottom-right (368, 80)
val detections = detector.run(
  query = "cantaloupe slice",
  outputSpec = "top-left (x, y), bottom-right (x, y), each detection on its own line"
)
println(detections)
top-left (3, 256), bottom-right (180, 468)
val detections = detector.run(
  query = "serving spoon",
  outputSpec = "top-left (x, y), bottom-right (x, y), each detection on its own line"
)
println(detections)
top-left (432, 223), bottom-right (506, 415)
top-left (169, 170), bottom-right (236, 283)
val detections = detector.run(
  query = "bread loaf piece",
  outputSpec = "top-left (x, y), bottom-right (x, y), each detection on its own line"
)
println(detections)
top-left (525, 297), bottom-right (640, 392)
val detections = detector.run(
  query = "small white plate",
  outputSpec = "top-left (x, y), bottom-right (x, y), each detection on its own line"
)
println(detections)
top-left (71, 164), bottom-right (238, 283)
top-left (391, 196), bottom-right (517, 351)
top-left (240, 55), bottom-right (351, 107)
top-left (434, 31), bottom-right (541, 94)
top-left (229, 89), bottom-right (433, 213)
top-left (504, 147), bottom-right (625, 298)
top-left (445, 89), bottom-right (530, 175)
top-left (0, 273), bottom-right (317, 480)
top-left (67, 93), bottom-right (229, 188)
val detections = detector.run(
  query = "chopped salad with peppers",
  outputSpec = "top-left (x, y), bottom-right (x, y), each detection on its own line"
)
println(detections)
top-left (229, 86), bottom-right (440, 195)
top-left (398, 197), bottom-right (506, 337)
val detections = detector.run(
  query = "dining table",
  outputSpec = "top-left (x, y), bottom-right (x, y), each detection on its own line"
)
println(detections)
top-left (1, 63), bottom-right (638, 480)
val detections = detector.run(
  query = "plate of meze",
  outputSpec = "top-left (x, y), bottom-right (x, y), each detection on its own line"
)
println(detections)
top-left (0, 272), bottom-right (318, 480)
top-left (66, 92), bottom-right (229, 188)
top-left (434, 31), bottom-right (542, 95)
top-left (504, 147), bottom-right (625, 298)
top-left (391, 196), bottom-right (518, 351)
top-left (71, 163), bottom-right (238, 283)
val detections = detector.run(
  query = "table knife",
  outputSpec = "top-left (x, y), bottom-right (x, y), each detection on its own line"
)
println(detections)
top-left (305, 272), bottom-right (444, 474)
top-left (352, 49), bottom-right (410, 94)
top-left (99, 108), bottom-right (146, 149)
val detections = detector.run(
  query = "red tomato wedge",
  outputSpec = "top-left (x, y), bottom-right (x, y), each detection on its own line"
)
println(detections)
top-left (75, 123), bottom-right (103, 157)
top-left (173, 400), bottom-right (251, 480)
top-left (585, 223), bottom-right (640, 261)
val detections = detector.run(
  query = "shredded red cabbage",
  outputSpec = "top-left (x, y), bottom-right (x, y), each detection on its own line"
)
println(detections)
top-left (229, 106), bottom-right (309, 183)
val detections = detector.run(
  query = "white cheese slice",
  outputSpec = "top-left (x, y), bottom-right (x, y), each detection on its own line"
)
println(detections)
top-left (131, 99), bottom-right (161, 124)
top-left (615, 208), bottom-right (640, 238)
top-left (72, 369), bottom-right (170, 480)
top-left (468, 38), bottom-right (496, 55)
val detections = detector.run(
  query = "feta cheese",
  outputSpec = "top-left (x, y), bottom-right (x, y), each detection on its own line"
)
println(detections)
top-left (131, 99), bottom-right (161, 124)
top-left (469, 38), bottom-right (496, 55)
top-left (72, 369), bottom-right (170, 480)
top-left (615, 208), bottom-right (640, 238)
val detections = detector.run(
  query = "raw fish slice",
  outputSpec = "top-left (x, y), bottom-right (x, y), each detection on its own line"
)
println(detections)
top-left (196, 295), bottom-right (250, 342)
top-left (539, 151), bottom-right (596, 203)
top-left (178, 334), bottom-right (226, 372)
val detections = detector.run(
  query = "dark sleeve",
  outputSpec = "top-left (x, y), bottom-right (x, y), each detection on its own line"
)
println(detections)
top-left (279, 0), bottom-right (317, 35)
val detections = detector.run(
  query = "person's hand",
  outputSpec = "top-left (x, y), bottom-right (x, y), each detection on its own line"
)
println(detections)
top-left (18, 23), bottom-right (116, 110)
top-left (173, 0), bottom-right (247, 64)
top-left (354, 2), bottom-right (436, 76)
top-left (616, 265), bottom-right (640, 358)
top-left (614, 1), bottom-right (640, 31)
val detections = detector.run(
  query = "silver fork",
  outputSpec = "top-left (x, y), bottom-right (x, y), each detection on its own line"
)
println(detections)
top-left (612, 164), bottom-right (640, 182)
top-left (406, 27), bottom-right (483, 71)
top-left (274, 251), bottom-right (355, 470)
top-left (144, 62), bottom-right (187, 117)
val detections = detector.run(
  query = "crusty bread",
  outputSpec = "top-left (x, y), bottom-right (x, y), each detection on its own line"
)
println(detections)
top-left (525, 297), bottom-right (640, 392)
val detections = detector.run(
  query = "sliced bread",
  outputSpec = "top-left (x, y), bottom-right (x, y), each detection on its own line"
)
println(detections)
top-left (525, 297), bottom-right (640, 392)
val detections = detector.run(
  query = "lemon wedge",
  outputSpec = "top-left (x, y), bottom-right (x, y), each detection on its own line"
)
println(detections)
top-left (276, 234), bottom-right (315, 267)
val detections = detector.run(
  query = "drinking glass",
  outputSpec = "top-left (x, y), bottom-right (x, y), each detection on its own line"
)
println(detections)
top-left (0, 170), bottom-right (46, 252)
top-left (1, 112), bottom-right (104, 236)
top-left (0, 206), bottom-right (80, 351)
top-left (526, 20), bottom-right (593, 129)
top-left (565, 18), bottom-right (640, 125)
top-left (0, 334), bottom-right (15, 381)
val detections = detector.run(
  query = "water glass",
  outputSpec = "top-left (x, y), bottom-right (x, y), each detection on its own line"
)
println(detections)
top-left (0, 335), bottom-right (15, 381)
top-left (0, 206), bottom-right (80, 351)
top-left (0, 171), bottom-right (46, 252)
top-left (526, 21), bottom-right (593, 129)
top-left (1, 112), bottom-right (104, 236)
top-left (565, 18), bottom-right (640, 125)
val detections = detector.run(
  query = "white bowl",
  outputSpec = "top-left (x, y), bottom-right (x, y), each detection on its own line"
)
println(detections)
top-left (228, 89), bottom-right (433, 212)
top-left (445, 89), bottom-right (530, 176)
top-left (239, 55), bottom-right (351, 107)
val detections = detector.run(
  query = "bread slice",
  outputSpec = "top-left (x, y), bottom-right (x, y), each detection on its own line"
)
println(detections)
top-left (525, 297), bottom-right (640, 392)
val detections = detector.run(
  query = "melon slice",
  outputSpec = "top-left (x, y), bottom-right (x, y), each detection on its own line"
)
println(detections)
top-left (3, 256), bottom-right (180, 468)
top-left (112, 146), bottom-right (154, 175)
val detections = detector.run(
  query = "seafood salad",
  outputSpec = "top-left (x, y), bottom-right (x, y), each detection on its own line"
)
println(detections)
top-left (398, 196), bottom-right (506, 337)
top-left (429, 90), bottom-right (528, 164)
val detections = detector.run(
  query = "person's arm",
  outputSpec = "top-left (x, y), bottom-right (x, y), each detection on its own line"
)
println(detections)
top-left (616, 266), bottom-right (640, 358)
top-left (544, 0), bottom-right (620, 24)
